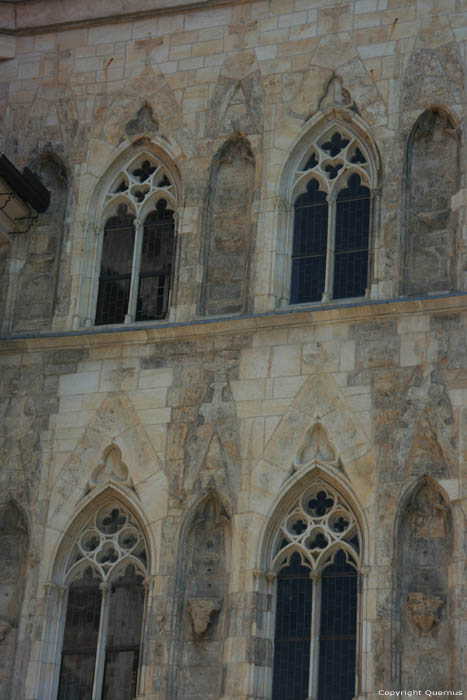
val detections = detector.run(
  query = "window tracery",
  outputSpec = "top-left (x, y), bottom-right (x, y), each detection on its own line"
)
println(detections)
top-left (271, 480), bottom-right (361, 700)
top-left (57, 501), bottom-right (148, 700)
top-left (94, 152), bottom-right (177, 326)
top-left (290, 125), bottom-right (371, 305)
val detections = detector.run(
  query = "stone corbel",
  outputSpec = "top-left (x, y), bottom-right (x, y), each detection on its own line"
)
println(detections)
top-left (407, 592), bottom-right (444, 634)
top-left (187, 598), bottom-right (223, 637)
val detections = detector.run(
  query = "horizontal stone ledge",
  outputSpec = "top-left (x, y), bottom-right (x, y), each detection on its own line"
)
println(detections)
top-left (0, 0), bottom-right (235, 35)
top-left (1, 291), bottom-right (467, 354)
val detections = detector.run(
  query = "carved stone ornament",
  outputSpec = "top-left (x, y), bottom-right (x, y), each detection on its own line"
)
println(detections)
top-left (407, 592), bottom-right (444, 633)
top-left (88, 446), bottom-right (132, 491)
top-left (125, 104), bottom-right (159, 136)
top-left (318, 74), bottom-right (356, 113)
top-left (293, 423), bottom-right (342, 473)
top-left (187, 598), bottom-right (223, 637)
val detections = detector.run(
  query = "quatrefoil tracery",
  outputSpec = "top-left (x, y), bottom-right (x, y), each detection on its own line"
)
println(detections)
top-left (66, 503), bottom-right (147, 583)
top-left (294, 126), bottom-right (370, 201)
top-left (103, 153), bottom-right (175, 222)
top-left (273, 481), bottom-right (360, 573)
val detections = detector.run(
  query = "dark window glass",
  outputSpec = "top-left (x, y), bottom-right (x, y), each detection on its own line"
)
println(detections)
top-left (272, 553), bottom-right (312, 700)
top-left (58, 570), bottom-right (102, 700)
top-left (333, 174), bottom-right (370, 300)
top-left (95, 208), bottom-right (135, 325)
top-left (291, 179), bottom-right (328, 304)
top-left (136, 199), bottom-right (175, 322)
top-left (318, 550), bottom-right (358, 700)
top-left (102, 566), bottom-right (145, 700)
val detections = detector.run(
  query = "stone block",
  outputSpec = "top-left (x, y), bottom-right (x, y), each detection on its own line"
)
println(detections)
top-left (270, 344), bottom-right (301, 377)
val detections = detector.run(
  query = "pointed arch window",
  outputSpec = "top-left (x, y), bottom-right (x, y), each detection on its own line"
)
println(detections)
top-left (94, 153), bottom-right (177, 325)
top-left (290, 126), bottom-right (372, 305)
top-left (56, 501), bottom-right (148, 700)
top-left (271, 480), bottom-right (361, 700)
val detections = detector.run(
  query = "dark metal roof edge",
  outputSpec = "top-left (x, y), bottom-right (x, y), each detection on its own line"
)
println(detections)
top-left (0, 152), bottom-right (50, 213)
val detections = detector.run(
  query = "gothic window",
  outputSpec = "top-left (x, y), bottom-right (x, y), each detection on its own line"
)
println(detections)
top-left (271, 481), bottom-right (361, 700)
top-left (57, 501), bottom-right (148, 700)
top-left (94, 153), bottom-right (176, 325)
top-left (290, 127), bottom-right (371, 305)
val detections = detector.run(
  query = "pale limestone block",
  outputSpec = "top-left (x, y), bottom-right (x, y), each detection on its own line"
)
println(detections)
top-left (77, 360), bottom-right (102, 372)
top-left (359, 40), bottom-right (396, 59)
top-left (400, 332), bottom-right (427, 367)
top-left (312, 31), bottom-right (358, 69)
top-left (240, 348), bottom-right (270, 379)
top-left (53, 411), bottom-right (94, 429)
top-left (302, 340), bottom-right (340, 374)
top-left (138, 368), bottom-right (173, 389)
top-left (59, 371), bottom-right (100, 395)
top-left (244, 417), bottom-right (266, 461)
top-left (100, 367), bottom-right (138, 392)
top-left (184, 7), bottom-right (232, 30)
top-left (250, 459), bottom-right (290, 515)
top-left (355, 410), bottom-right (372, 439)
top-left (126, 388), bottom-right (168, 410)
top-left (397, 313), bottom-right (429, 334)
top-left (273, 376), bottom-right (306, 398)
top-left (146, 424), bottom-right (168, 457)
top-left (265, 377), bottom-right (274, 399)
top-left (136, 471), bottom-right (169, 524)
top-left (255, 44), bottom-right (277, 60)
top-left (341, 384), bottom-right (371, 397)
top-left (438, 478), bottom-right (460, 501)
top-left (449, 389), bottom-right (464, 407)
top-left (262, 398), bottom-right (291, 416)
top-left (265, 414), bottom-right (281, 445)
top-left (270, 344), bottom-right (301, 376)
top-left (236, 400), bottom-right (263, 418)
top-left (339, 340), bottom-right (356, 371)
top-left (278, 11), bottom-right (306, 28)
top-left (292, 373), bottom-right (344, 419)
top-left (230, 379), bottom-right (266, 401)
top-left (88, 23), bottom-right (132, 44)
top-left (320, 406), bottom-right (370, 463)
top-left (0, 34), bottom-right (15, 59)
top-left (137, 408), bottom-right (172, 424)
top-left (253, 328), bottom-right (289, 346)
top-left (263, 406), bottom-right (311, 467)
top-left (82, 392), bottom-right (108, 410)
top-left (59, 395), bottom-right (84, 412)
top-left (18, 61), bottom-right (40, 79)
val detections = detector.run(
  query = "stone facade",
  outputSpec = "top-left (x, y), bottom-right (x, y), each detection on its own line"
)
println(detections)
top-left (0, 1), bottom-right (467, 699)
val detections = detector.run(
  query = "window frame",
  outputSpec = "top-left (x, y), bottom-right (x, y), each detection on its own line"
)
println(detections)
top-left (269, 480), bottom-right (362, 700)
top-left (85, 147), bottom-right (179, 328)
top-left (274, 119), bottom-right (380, 310)
top-left (39, 494), bottom-right (153, 700)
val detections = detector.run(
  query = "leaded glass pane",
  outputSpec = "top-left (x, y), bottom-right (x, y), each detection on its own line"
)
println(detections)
top-left (272, 553), bottom-right (312, 700)
top-left (136, 199), bottom-right (174, 321)
top-left (58, 569), bottom-right (102, 700)
top-left (318, 550), bottom-right (357, 700)
top-left (291, 179), bottom-right (328, 304)
top-left (101, 566), bottom-right (145, 700)
top-left (95, 209), bottom-right (135, 325)
top-left (333, 174), bottom-right (370, 300)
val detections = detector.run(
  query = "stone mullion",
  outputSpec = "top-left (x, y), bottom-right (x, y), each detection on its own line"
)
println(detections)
top-left (92, 581), bottom-right (111, 700)
top-left (126, 217), bottom-right (143, 323)
top-left (307, 572), bottom-right (321, 700)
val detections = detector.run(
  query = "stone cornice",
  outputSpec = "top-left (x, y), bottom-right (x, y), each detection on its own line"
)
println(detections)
top-left (0, 0), bottom-right (251, 35)
top-left (1, 293), bottom-right (467, 354)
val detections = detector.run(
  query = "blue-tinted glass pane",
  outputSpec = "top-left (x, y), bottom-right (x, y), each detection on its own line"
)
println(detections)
top-left (333, 174), bottom-right (370, 300)
top-left (318, 550), bottom-right (357, 700)
top-left (136, 199), bottom-right (174, 322)
top-left (96, 210), bottom-right (135, 325)
top-left (291, 255), bottom-right (326, 304)
top-left (272, 553), bottom-right (312, 700)
top-left (291, 180), bottom-right (328, 304)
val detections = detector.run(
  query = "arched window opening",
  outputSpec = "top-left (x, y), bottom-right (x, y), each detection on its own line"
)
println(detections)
top-left (95, 153), bottom-right (176, 326)
top-left (57, 501), bottom-right (147, 700)
top-left (290, 126), bottom-right (372, 305)
top-left (271, 481), bottom-right (360, 700)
